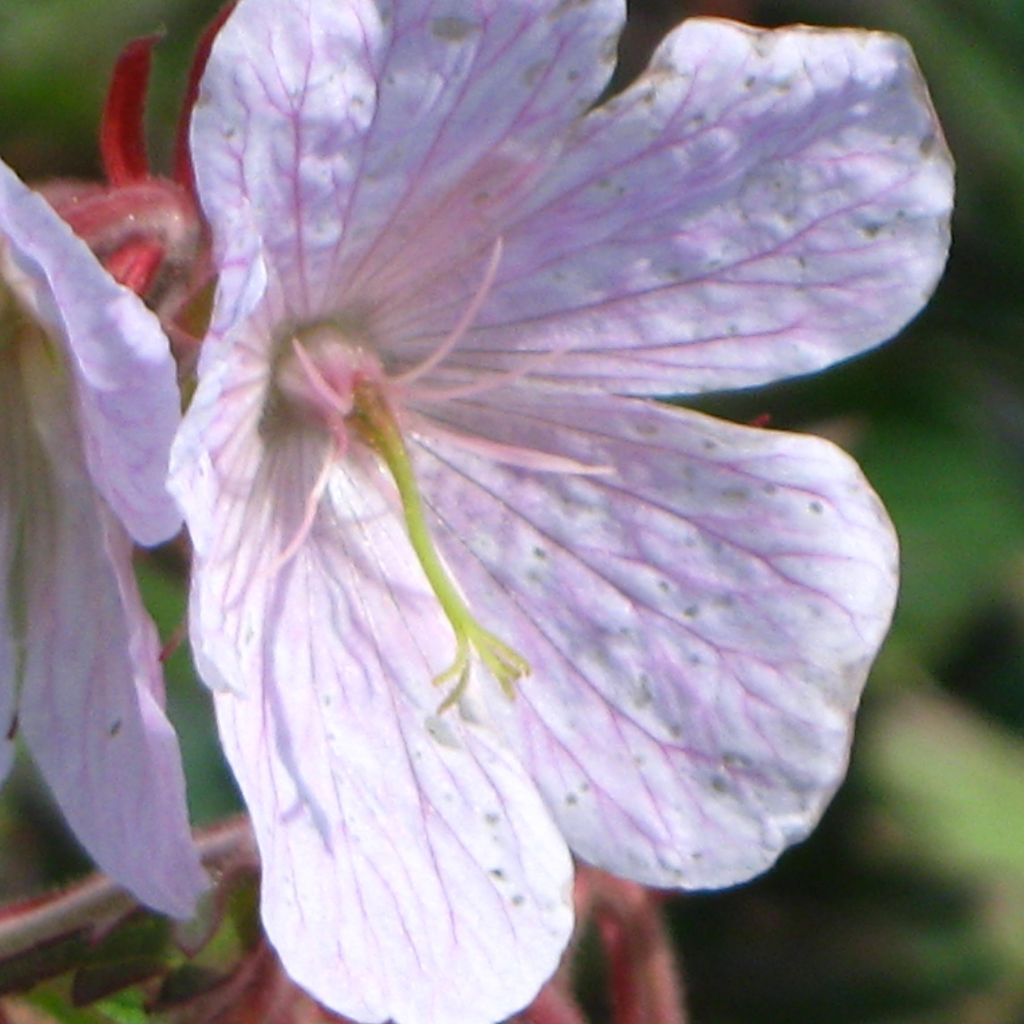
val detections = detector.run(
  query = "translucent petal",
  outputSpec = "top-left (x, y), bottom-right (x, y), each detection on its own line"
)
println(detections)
top-left (416, 392), bottom-right (898, 887)
top-left (0, 159), bottom-right (180, 545)
top-left (171, 342), bottom-right (573, 1024)
top-left (400, 19), bottom-right (953, 395)
top-left (14, 349), bottom-right (204, 917)
top-left (191, 0), bottom-right (622, 319)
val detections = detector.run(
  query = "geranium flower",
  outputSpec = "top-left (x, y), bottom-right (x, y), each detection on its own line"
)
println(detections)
top-left (0, 159), bottom-right (205, 917)
top-left (171, 1), bottom-right (953, 1021)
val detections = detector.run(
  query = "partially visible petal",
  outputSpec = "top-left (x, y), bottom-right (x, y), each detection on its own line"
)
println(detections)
top-left (191, 0), bottom-right (622, 318)
top-left (408, 19), bottom-right (952, 395)
top-left (0, 159), bottom-right (180, 545)
top-left (15, 347), bottom-right (205, 918)
top-left (168, 300), bottom-right (280, 690)
top-left (172, 357), bottom-right (574, 1023)
top-left (417, 393), bottom-right (897, 887)
top-left (215, 631), bottom-right (573, 1024)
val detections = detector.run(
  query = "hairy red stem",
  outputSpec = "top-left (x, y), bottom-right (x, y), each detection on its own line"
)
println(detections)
top-left (101, 35), bottom-right (161, 184)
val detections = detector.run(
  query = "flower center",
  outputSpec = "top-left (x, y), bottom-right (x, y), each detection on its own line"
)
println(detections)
top-left (271, 321), bottom-right (385, 453)
top-left (271, 322), bottom-right (530, 711)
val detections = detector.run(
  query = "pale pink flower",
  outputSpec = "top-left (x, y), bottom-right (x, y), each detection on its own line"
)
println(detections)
top-left (171, 2), bottom-right (953, 1021)
top-left (0, 159), bottom-right (205, 917)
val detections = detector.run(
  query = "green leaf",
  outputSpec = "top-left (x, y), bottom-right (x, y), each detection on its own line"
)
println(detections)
top-left (864, 688), bottom-right (1024, 964)
top-left (858, 415), bottom-right (1024, 663)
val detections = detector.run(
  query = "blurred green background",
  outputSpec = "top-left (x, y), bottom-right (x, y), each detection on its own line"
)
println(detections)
top-left (2, 1), bottom-right (1024, 1021)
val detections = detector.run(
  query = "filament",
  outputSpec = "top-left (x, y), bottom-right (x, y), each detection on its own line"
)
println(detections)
top-left (393, 236), bottom-right (504, 388)
top-left (407, 412), bottom-right (612, 476)
top-left (266, 439), bottom-right (338, 576)
top-left (405, 344), bottom-right (564, 405)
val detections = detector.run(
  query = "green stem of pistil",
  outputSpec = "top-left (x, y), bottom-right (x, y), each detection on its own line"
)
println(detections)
top-left (352, 385), bottom-right (529, 710)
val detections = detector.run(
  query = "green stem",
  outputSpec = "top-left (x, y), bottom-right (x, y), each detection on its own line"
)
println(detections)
top-left (352, 385), bottom-right (529, 709)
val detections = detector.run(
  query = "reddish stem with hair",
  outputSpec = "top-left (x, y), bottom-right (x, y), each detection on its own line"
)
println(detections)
top-left (520, 985), bottom-right (590, 1024)
top-left (100, 35), bottom-right (161, 185)
top-left (593, 878), bottom-right (687, 1024)
top-left (104, 240), bottom-right (166, 295)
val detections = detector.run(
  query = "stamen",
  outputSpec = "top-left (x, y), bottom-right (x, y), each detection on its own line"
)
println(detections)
top-left (350, 383), bottom-right (530, 710)
top-left (407, 412), bottom-right (613, 476)
top-left (394, 236), bottom-right (504, 388)
top-left (264, 335), bottom-right (358, 576)
top-left (264, 317), bottom-right (540, 708)
top-left (403, 344), bottom-right (564, 405)
top-left (267, 440), bottom-right (339, 575)
top-left (159, 616), bottom-right (188, 663)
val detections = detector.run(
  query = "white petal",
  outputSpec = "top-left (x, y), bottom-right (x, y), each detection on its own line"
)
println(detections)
top-left (191, 0), bottom-right (623, 319)
top-left (417, 392), bottom-right (897, 887)
top-left (408, 20), bottom-right (953, 395)
top-left (173, 343), bottom-right (573, 1024)
top-left (0, 159), bottom-right (181, 545)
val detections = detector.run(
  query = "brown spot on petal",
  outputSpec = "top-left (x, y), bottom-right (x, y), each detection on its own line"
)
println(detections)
top-left (431, 16), bottom-right (475, 42)
top-left (522, 60), bottom-right (545, 87)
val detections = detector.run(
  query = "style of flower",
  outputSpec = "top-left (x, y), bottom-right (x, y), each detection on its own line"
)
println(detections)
top-left (171, 1), bottom-right (953, 1021)
top-left (0, 158), bottom-right (205, 917)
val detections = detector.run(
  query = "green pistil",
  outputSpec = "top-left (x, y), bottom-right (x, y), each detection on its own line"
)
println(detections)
top-left (351, 384), bottom-right (530, 711)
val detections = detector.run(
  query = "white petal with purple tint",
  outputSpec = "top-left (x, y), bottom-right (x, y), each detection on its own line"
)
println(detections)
top-left (172, 346), bottom-right (573, 1024)
top-left (417, 392), bottom-right (897, 885)
top-left (389, 20), bottom-right (953, 396)
top-left (7, 346), bottom-right (204, 917)
top-left (191, 0), bottom-right (623, 319)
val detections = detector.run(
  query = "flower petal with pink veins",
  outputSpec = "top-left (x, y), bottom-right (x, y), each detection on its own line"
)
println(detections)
top-left (415, 392), bottom-right (898, 887)
top-left (4, 346), bottom-right (204, 918)
top-left (387, 19), bottom-right (953, 396)
top-left (190, 0), bottom-right (623, 319)
top-left (181, 1), bottom-right (952, 1016)
top-left (171, 343), bottom-right (573, 1024)
top-left (0, 160), bottom-right (181, 546)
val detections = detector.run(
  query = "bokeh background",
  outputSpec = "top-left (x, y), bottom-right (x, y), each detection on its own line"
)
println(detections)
top-left (2, 1), bottom-right (1023, 1021)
